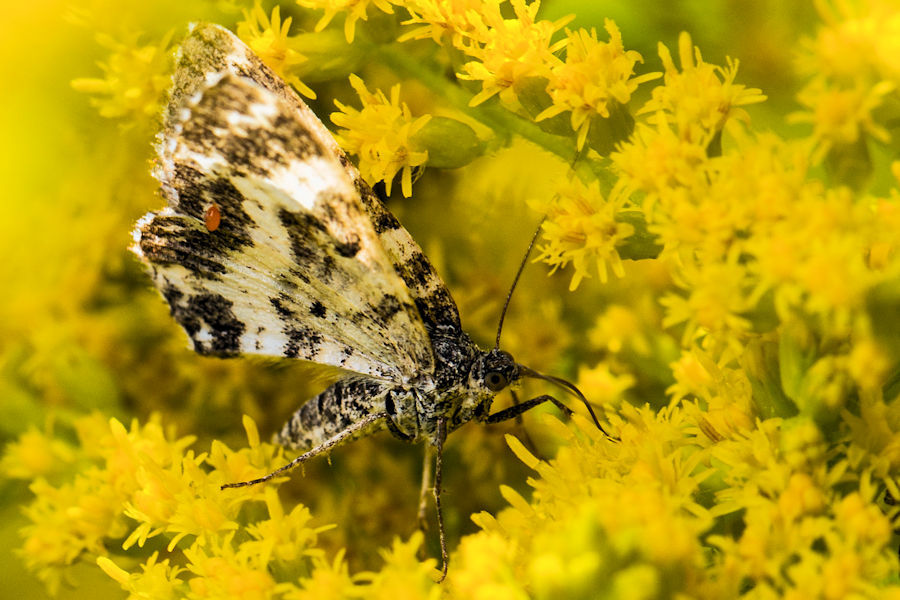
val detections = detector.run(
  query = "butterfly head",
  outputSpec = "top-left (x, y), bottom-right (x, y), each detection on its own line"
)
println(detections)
top-left (481, 219), bottom-right (607, 434)
top-left (478, 348), bottom-right (520, 393)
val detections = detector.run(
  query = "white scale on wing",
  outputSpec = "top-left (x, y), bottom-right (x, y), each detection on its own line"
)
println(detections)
top-left (135, 59), bottom-right (436, 383)
top-left (164, 24), bottom-right (464, 334)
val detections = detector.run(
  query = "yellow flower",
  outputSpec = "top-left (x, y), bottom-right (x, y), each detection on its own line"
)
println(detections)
top-left (356, 533), bottom-right (440, 596)
top-left (669, 348), bottom-right (755, 441)
top-left (71, 31), bottom-right (173, 124)
top-left (399, 0), bottom-right (496, 47)
top-left (489, 409), bottom-right (715, 598)
top-left (287, 551), bottom-right (358, 599)
top-left (776, 472), bottom-right (826, 523)
top-left (449, 532), bottom-right (525, 598)
top-left (610, 115), bottom-right (710, 205)
top-left (15, 414), bottom-right (191, 594)
top-left (660, 252), bottom-right (759, 357)
top-left (707, 418), bottom-right (900, 597)
top-left (791, 78), bottom-right (893, 150)
top-left (98, 552), bottom-right (186, 600)
top-left (575, 361), bottom-right (634, 409)
top-left (122, 451), bottom-right (240, 551)
top-left (297, 0), bottom-right (395, 43)
top-left (0, 426), bottom-right (75, 480)
top-left (748, 186), bottom-right (877, 330)
top-left (242, 487), bottom-right (327, 567)
top-left (798, 0), bottom-right (900, 85)
top-left (457, 0), bottom-right (571, 106)
top-left (639, 32), bottom-right (766, 142)
top-left (847, 338), bottom-right (891, 391)
top-left (533, 179), bottom-right (634, 290)
top-left (184, 535), bottom-right (277, 600)
top-left (21, 476), bottom-right (124, 594)
top-left (668, 349), bottom-right (716, 402)
top-left (237, 4), bottom-right (316, 98)
top-left (331, 74), bottom-right (430, 197)
top-left (536, 21), bottom-right (660, 150)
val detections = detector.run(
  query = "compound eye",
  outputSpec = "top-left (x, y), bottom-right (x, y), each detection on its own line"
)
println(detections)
top-left (485, 370), bottom-right (508, 392)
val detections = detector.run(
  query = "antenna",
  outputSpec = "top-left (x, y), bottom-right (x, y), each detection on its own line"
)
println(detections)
top-left (495, 218), bottom-right (545, 349)
top-left (518, 365), bottom-right (610, 436)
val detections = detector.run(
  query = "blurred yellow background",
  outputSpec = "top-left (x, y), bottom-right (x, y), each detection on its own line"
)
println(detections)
top-left (0, 1), bottom-right (840, 597)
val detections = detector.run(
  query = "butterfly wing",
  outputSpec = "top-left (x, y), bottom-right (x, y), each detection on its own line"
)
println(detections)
top-left (351, 171), bottom-right (463, 335)
top-left (133, 25), bottom-right (435, 383)
top-left (167, 24), bottom-right (464, 336)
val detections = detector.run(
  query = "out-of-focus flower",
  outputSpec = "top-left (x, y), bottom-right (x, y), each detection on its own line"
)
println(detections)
top-left (71, 31), bottom-right (174, 123)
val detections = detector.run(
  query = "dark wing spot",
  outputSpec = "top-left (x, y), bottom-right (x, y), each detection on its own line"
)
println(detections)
top-left (355, 181), bottom-right (401, 234)
top-left (374, 211), bottom-right (401, 234)
top-left (334, 235), bottom-right (361, 258)
top-left (403, 251), bottom-right (434, 287)
top-left (373, 295), bottom-right (403, 322)
top-left (415, 288), bottom-right (462, 333)
top-left (140, 216), bottom-right (227, 278)
top-left (179, 76), bottom-right (327, 177)
top-left (310, 300), bottom-right (327, 318)
top-left (270, 295), bottom-right (295, 319)
top-left (161, 284), bottom-right (184, 306)
top-left (180, 293), bottom-right (245, 355)
top-left (278, 208), bottom-right (326, 271)
top-left (339, 347), bottom-right (353, 365)
top-left (284, 325), bottom-right (323, 359)
top-left (288, 268), bottom-right (310, 285)
top-left (149, 165), bottom-right (255, 273)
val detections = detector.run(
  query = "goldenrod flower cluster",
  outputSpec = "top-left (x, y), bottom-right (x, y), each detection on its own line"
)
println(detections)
top-left (332, 74), bottom-right (431, 197)
top-left (5, 0), bottom-right (900, 599)
top-left (237, 4), bottom-right (317, 98)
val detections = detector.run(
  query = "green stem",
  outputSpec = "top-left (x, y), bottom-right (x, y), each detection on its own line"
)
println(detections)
top-left (378, 44), bottom-right (608, 178)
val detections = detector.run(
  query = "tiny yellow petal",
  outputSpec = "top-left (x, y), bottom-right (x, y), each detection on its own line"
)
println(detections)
top-left (506, 434), bottom-right (541, 470)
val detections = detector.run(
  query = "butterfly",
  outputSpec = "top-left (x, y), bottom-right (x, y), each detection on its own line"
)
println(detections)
top-left (132, 22), bottom-right (604, 579)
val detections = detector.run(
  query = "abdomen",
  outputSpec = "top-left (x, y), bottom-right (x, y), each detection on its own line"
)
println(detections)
top-left (275, 377), bottom-right (390, 449)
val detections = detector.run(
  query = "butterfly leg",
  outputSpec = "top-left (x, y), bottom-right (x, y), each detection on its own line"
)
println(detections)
top-left (507, 390), bottom-right (540, 456)
top-left (434, 417), bottom-right (449, 581)
top-left (417, 443), bottom-right (434, 560)
top-left (221, 411), bottom-right (389, 489)
top-left (485, 394), bottom-right (573, 424)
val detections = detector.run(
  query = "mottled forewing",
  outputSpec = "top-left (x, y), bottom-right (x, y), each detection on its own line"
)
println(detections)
top-left (167, 24), bottom-right (464, 335)
top-left (133, 31), bottom-right (434, 382)
top-left (350, 171), bottom-right (463, 334)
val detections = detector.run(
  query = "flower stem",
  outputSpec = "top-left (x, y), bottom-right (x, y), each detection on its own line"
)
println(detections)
top-left (377, 44), bottom-right (610, 181)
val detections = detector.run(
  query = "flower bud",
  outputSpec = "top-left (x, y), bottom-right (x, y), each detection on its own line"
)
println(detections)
top-left (582, 101), bottom-right (635, 156)
top-left (411, 116), bottom-right (484, 169)
top-left (515, 76), bottom-right (572, 136)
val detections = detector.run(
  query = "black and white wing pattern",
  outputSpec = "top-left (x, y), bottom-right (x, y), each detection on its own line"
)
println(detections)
top-left (133, 23), bottom-right (440, 383)
top-left (162, 23), bottom-right (464, 336)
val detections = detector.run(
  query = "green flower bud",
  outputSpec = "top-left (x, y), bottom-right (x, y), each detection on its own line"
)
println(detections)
top-left (866, 278), bottom-right (900, 361)
top-left (515, 76), bottom-right (572, 137)
top-left (411, 116), bottom-right (484, 169)
top-left (582, 101), bottom-right (635, 156)
top-left (615, 210), bottom-right (662, 260)
top-left (825, 136), bottom-right (872, 191)
top-left (779, 321), bottom-right (817, 408)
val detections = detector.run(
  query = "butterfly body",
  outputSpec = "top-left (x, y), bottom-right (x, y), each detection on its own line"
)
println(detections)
top-left (133, 22), bottom-right (527, 449)
top-left (276, 331), bottom-right (520, 449)
top-left (133, 23), bottom-right (598, 577)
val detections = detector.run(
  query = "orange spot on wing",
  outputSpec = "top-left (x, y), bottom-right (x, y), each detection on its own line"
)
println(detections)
top-left (205, 204), bottom-right (221, 232)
